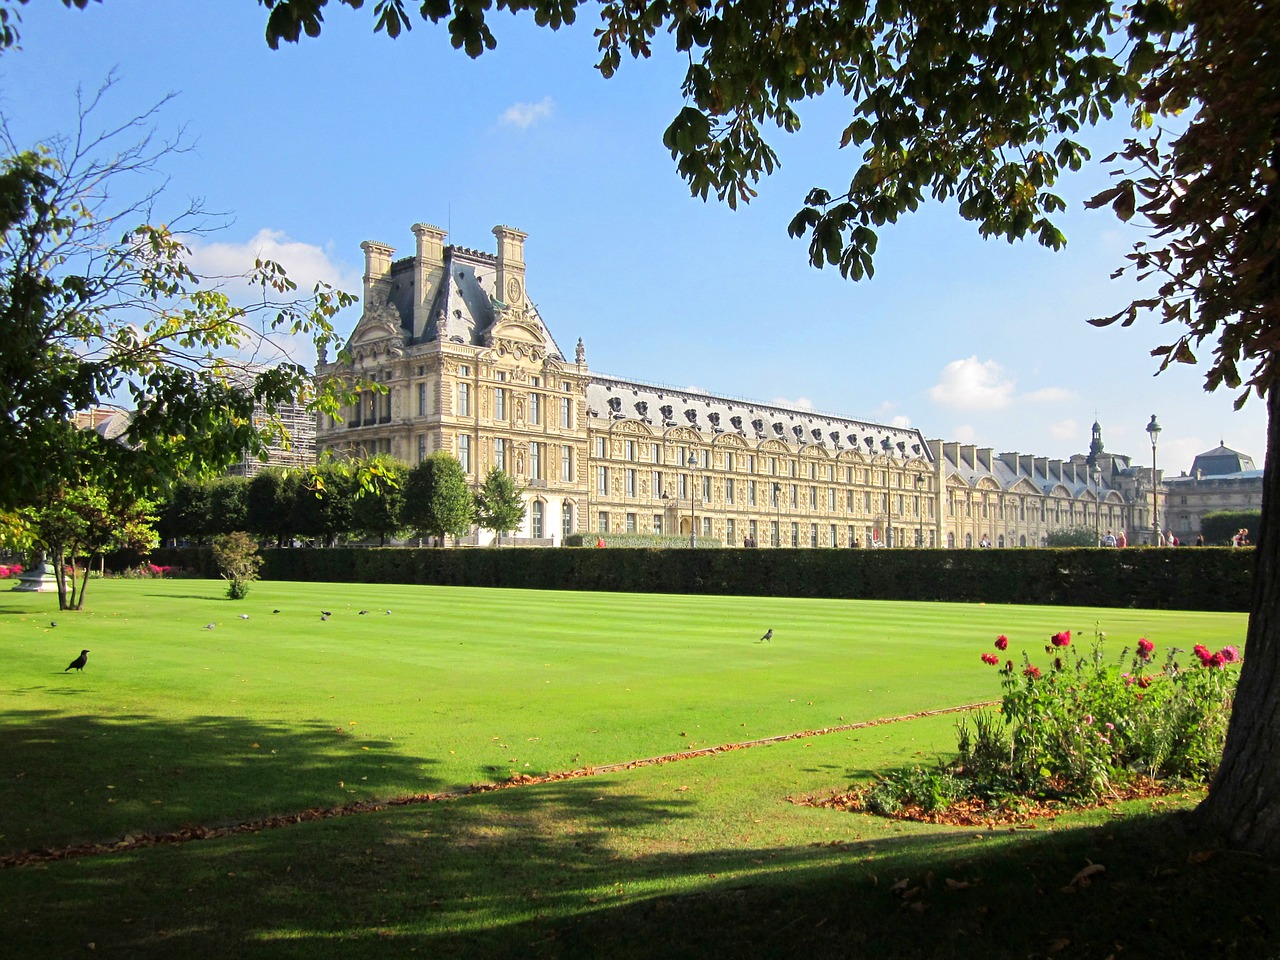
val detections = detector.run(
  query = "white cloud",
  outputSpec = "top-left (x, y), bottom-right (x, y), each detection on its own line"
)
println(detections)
top-left (187, 228), bottom-right (360, 297)
top-left (772, 396), bottom-right (815, 411)
top-left (929, 356), bottom-right (1075, 412)
top-left (929, 356), bottom-right (1016, 410)
top-left (951, 424), bottom-right (979, 443)
top-left (500, 96), bottom-right (554, 130)
top-left (184, 229), bottom-right (361, 367)
top-left (889, 414), bottom-right (913, 428)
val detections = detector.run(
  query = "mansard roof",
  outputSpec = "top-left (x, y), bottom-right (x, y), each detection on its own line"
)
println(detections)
top-left (586, 374), bottom-right (932, 460)
top-left (375, 245), bottom-right (566, 361)
top-left (1189, 443), bottom-right (1256, 477)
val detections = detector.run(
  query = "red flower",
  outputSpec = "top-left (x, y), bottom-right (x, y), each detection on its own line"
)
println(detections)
top-left (1024, 665), bottom-right (1042, 679)
top-left (1137, 638), bottom-right (1154, 659)
top-left (994, 635), bottom-right (1009, 651)
top-left (1209, 652), bottom-right (1226, 669)
top-left (1193, 644), bottom-right (1212, 664)
top-left (1137, 675), bottom-right (1153, 689)
top-left (1050, 631), bottom-right (1071, 648)
top-left (981, 653), bottom-right (1000, 665)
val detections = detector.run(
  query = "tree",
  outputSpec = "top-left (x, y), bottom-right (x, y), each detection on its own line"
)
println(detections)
top-left (0, 77), bottom-right (358, 513)
top-left (246, 468), bottom-right (299, 548)
top-left (402, 452), bottom-right (474, 545)
top-left (291, 459), bottom-right (358, 547)
top-left (240, 0), bottom-right (1280, 859)
top-left (210, 530), bottom-right (263, 600)
top-left (157, 477), bottom-right (214, 546)
top-left (1045, 527), bottom-right (1101, 548)
top-left (350, 455), bottom-right (408, 545)
top-left (1201, 510), bottom-right (1262, 547)
top-left (30, 483), bottom-right (156, 610)
top-left (474, 467), bottom-right (526, 545)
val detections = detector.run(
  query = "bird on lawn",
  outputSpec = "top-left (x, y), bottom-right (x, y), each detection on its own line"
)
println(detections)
top-left (758, 629), bottom-right (773, 642)
top-left (321, 610), bottom-right (332, 617)
top-left (239, 614), bottom-right (250, 620)
top-left (358, 610), bottom-right (369, 615)
top-left (65, 649), bottom-right (89, 672)
top-left (272, 609), bottom-right (281, 614)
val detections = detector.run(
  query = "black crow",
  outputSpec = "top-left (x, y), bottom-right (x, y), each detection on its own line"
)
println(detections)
top-left (65, 649), bottom-right (89, 672)
top-left (758, 629), bottom-right (773, 642)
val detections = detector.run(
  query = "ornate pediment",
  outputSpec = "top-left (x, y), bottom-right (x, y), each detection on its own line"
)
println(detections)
top-left (610, 419), bottom-right (657, 438)
top-left (484, 301), bottom-right (550, 350)
top-left (347, 300), bottom-right (405, 362)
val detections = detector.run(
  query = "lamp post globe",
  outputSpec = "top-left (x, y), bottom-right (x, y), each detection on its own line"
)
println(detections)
top-left (1146, 415), bottom-right (1161, 545)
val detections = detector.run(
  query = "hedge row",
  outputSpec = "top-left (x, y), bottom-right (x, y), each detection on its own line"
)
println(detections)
top-left (147, 545), bottom-right (1255, 612)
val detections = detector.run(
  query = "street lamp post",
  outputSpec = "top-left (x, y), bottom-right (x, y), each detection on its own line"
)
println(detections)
top-left (1146, 415), bottom-right (1161, 546)
top-left (1092, 465), bottom-right (1102, 546)
top-left (687, 452), bottom-right (698, 548)
top-left (881, 437), bottom-right (893, 547)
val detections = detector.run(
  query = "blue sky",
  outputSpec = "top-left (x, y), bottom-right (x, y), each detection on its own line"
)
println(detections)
top-left (2, 0), bottom-right (1266, 475)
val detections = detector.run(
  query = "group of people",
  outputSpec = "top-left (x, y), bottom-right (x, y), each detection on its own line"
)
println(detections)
top-left (1232, 528), bottom-right (1251, 547)
top-left (1101, 530), bottom-right (1128, 547)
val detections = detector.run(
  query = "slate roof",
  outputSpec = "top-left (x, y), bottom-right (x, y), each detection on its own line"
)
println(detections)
top-left (383, 246), bottom-right (567, 361)
top-left (1188, 443), bottom-right (1256, 477)
top-left (586, 374), bottom-right (932, 459)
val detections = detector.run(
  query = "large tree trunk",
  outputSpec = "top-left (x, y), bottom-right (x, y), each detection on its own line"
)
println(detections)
top-left (1197, 387), bottom-right (1280, 856)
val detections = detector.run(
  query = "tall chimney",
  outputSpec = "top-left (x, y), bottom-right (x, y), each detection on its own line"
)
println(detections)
top-left (411, 222), bottom-right (447, 338)
top-left (360, 240), bottom-right (396, 306)
top-left (492, 225), bottom-right (528, 307)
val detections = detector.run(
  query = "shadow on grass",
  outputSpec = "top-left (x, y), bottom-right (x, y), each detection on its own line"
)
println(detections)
top-left (0, 709), bottom-right (444, 856)
top-left (0, 769), bottom-right (1275, 959)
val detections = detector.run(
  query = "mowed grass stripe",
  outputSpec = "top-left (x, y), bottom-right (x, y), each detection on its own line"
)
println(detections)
top-left (0, 579), bottom-right (1245, 855)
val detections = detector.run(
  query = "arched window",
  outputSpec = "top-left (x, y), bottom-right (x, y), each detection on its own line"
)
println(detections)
top-left (965, 533), bottom-right (973, 549)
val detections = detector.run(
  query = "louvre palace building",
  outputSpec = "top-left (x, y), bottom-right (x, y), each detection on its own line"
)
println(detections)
top-left (315, 222), bottom-right (1200, 548)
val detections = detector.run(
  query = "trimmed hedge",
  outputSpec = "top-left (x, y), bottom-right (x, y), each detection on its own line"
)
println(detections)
top-left (147, 545), bottom-right (1255, 612)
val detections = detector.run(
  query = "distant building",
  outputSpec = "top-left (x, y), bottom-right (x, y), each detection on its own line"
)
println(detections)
top-left (314, 222), bottom-right (1193, 548)
top-left (1163, 442), bottom-right (1262, 544)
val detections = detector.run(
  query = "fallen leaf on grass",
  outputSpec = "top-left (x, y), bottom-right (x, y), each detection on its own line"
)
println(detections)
top-left (1187, 850), bottom-right (1216, 864)
top-left (1062, 862), bottom-right (1105, 892)
top-left (1048, 938), bottom-right (1071, 952)
top-left (945, 878), bottom-right (974, 891)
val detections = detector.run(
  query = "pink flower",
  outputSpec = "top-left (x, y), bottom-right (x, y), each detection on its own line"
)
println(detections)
top-left (981, 653), bottom-right (1000, 666)
top-left (994, 635), bottom-right (1009, 651)
top-left (1083, 715), bottom-right (1094, 725)
top-left (1050, 631), bottom-right (1071, 648)
top-left (1219, 645), bottom-right (1240, 664)
top-left (1137, 638), bottom-right (1154, 659)
top-left (1024, 665), bottom-right (1042, 679)
top-left (1209, 652), bottom-right (1226, 669)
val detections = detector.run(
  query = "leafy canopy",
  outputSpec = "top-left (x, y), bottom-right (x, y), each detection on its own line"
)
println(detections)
top-left (0, 77), bottom-right (360, 511)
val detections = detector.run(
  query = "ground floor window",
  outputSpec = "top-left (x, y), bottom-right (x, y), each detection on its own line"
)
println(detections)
top-left (562, 501), bottom-right (574, 540)
top-left (531, 501), bottom-right (543, 539)
top-left (597, 511), bottom-right (608, 533)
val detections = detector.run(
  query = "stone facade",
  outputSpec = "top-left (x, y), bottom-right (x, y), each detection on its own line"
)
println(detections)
top-left (1163, 444), bottom-right (1262, 544)
top-left (316, 224), bottom-right (1185, 547)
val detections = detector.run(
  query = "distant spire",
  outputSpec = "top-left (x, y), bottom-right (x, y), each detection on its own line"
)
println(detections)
top-left (1087, 420), bottom-right (1105, 468)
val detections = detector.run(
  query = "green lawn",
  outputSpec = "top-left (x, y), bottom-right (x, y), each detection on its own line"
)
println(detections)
top-left (1, 579), bottom-right (1271, 959)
